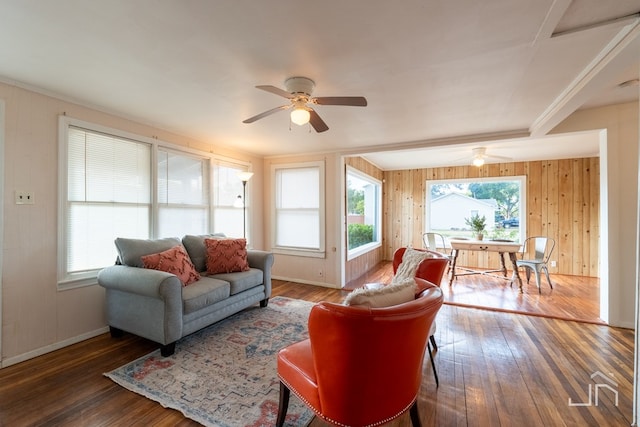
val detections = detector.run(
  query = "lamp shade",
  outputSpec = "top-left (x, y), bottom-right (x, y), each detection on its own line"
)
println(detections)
top-left (237, 171), bottom-right (254, 182)
top-left (290, 108), bottom-right (310, 126)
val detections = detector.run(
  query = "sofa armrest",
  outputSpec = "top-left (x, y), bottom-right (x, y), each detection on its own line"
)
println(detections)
top-left (97, 265), bottom-right (182, 299)
top-left (247, 250), bottom-right (274, 298)
top-left (97, 264), bottom-right (184, 345)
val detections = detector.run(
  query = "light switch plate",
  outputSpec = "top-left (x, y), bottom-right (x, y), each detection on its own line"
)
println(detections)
top-left (15, 191), bottom-right (35, 205)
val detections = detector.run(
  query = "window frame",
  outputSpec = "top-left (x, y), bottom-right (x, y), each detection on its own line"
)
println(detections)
top-left (425, 176), bottom-right (527, 244)
top-left (271, 161), bottom-right (325, 258)
top-left (346, 166), bottom-right (382, 260)
top-left (212, 158), bottom-right (252, 239)
top-left (57, 116), bottom-right (248, 290)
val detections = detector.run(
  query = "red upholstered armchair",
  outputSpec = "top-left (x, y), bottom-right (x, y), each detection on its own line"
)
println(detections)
top-left (392, 247), bottom-right (449, 287)
top-left (276, 283), bottom-right (444, 427)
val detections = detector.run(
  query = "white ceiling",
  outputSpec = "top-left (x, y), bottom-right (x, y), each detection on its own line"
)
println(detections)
top-left (0, 1), bottom-right (638, 170)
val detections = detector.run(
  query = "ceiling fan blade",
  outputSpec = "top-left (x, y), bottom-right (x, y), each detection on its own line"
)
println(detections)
top-left (308, 109), bottom-right (329, 133)
top-left (243, 105), bottom-right (290, 123)
top-left (487, 154), bottom-right (513, 161)
top-left (313, 96), bottom-right (367, 106)
top-left (255, 85), bottom-right (294, 99)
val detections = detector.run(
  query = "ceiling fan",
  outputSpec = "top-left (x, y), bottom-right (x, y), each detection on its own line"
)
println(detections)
top-left (470, 147), bottom-right (511, 167)
top-left (242, 77), bottom-right (367, 133)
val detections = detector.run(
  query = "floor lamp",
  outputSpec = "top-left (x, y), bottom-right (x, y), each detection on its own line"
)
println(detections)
top-left (237, 171), bottom-right (254, 239)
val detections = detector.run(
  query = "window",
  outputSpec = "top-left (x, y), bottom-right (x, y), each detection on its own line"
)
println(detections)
top-left (346, 166), bottom-right (382, 258)
top-left (58, 117), bottom-right (221, 288)
top-left (426, 176), bottom-right (526, 243)
top-left (157, 148), bottom-right (210, 238)
top-left (272, 161), bottom-right (325, 257)
top-left (212, 161), bottom-right (249, 238)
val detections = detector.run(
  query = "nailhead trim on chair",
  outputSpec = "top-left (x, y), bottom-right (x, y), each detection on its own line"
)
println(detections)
top-left (279, 375), bottom-right (417, 427)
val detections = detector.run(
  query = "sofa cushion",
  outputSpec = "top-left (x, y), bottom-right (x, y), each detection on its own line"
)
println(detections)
top-left (141, 245), bottom-right (200, 286)
top-left (182, 233), bottom-right (226, 272)
top-left (343, 279), bottom-right (416, 308)
top-left (208, 268), bottom-right (264, 295)
top-left (182, 276), bottom-right (231, 314)
top-left (205, 238), bottom-right (250, 274)
top-left (115, 237), bottom-right (182, 268)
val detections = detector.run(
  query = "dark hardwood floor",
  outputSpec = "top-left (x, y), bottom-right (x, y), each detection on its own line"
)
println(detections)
top-left (0, 272), bottom-right (629, 427)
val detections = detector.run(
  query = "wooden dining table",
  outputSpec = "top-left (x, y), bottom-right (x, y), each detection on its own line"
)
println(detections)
top-left (448, 238), bottom-right (525, 292)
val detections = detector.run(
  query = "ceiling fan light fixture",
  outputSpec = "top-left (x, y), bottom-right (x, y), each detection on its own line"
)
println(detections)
top-left (290, 107), bottom-right (310, 126)
top-left (472, 157), bottom-right (485, 167)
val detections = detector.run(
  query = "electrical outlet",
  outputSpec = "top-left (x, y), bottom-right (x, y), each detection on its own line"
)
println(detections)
top-left (15, 191), bottom-right (35, 205)
top-left (550, 260), bottom-right (557, 268)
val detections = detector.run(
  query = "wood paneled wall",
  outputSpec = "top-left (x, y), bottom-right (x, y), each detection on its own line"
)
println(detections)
top-left (382, 158), bottom-right (600, 277)
top-left (344, 157), bottom-right (385, 285)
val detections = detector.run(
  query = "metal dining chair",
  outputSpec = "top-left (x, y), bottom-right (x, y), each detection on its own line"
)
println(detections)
top-left (423, 232), bottom-right (453, 268)
top-left (516, 236), bottom-right (555, 293)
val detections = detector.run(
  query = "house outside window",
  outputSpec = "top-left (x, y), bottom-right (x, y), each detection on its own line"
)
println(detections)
top-left (272, 161), bottom-right (325, 257)
top-left (346, 166), bottom-right (382, 259)
top-left (426, 176), bottom-right (526, 243)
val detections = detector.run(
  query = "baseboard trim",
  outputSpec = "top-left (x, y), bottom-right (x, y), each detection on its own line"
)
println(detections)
top-left (272, 275), bottom-right (341, 289)
top-left (1, 326), bottom-right (109, 368)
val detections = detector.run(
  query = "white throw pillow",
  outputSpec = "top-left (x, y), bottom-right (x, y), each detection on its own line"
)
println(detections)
top-left (343, 279), bottom-right (416, 308)
top-left (392, 247), bottom-right (435, 284)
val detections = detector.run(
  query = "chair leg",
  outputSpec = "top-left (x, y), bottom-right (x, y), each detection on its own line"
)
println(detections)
top-left (427, 342), bottom-right (439, 387)
top-left (533, 269), bottom-right (542, 293)
top-left (409, 400), bottom-right (422, 427)
top-left (543, 266), bottom-right (553, 289)
top-left (276, 381), bottom-right (290, 427)
top-left (430, 334), bottom-right (438, 351)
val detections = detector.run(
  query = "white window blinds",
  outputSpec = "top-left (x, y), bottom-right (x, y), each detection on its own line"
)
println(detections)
top-left (157, 149), bottom-right (209, 238)
top-left (66, 126), bottom-right (151, 274)
top-left (212, 162), bottom-right (246, 238)
top-left (274, 164), bottom-right (323, 251)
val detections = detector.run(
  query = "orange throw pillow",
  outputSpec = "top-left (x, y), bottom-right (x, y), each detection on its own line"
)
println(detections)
top-left (205, 238), bottom-right (250, 274)
top-left (141, 245), bottom-right (200, 286)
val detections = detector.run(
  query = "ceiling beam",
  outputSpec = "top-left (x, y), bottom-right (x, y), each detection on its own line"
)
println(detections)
top-left (531, 17), bottom-right (640, 137)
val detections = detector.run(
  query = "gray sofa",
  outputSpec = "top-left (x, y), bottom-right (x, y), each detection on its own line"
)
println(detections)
top-left (97, 234), bottom-right (274, 356)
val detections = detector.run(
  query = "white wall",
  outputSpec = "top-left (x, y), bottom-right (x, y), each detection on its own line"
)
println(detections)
top-left (0, 82), bottom-right (265, 366)
top-left (263, 153), bottom-right (343, 289)
top-left (552, 102), bottom-right (639, 328)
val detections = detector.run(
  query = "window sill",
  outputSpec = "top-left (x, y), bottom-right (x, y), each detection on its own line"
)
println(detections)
top-left (347, 242), bottom-right (381, 261)
top-left (272, 247), bottom-right (326, 259)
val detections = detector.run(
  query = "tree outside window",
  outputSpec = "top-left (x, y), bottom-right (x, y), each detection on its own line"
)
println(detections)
top-left (347, 167), bottom-right (381, 255)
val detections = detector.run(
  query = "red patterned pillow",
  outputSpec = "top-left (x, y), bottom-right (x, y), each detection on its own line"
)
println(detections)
top-left (141, 245), bottom-right (200, 286)
top-left (204, 238), bottom-right (250, 274)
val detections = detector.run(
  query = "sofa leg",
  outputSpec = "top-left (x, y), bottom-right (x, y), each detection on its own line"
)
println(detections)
top-left (161, 342), bottom-right (176, 357)
top-left (260, 298), bottom-right (269, 308)
top-left (109, 326), bottom-right (124, 338)
top-left (276, 381), bottom-right (290, 427)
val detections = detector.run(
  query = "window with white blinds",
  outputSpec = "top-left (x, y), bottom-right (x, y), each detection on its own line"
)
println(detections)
top-left (272, 161), bottom-right (325, 257)
top-left (59, 118), bottom-right (220, 287)
top-left (157, 148), bottom-right (209, 238)
top-left (212, 161), bottom-right (247, 238)
top-left (65, 126), bottom-right (152, 278)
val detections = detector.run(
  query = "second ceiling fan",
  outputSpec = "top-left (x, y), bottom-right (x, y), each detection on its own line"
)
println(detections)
top-left (242, 77), bottom-right (367, 133)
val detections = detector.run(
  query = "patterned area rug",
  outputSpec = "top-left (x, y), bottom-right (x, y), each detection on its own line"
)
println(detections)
top-left (105, 297), bottom-right (315, 427)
